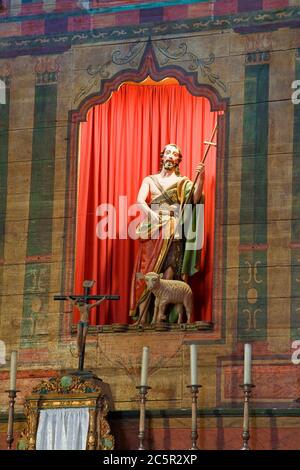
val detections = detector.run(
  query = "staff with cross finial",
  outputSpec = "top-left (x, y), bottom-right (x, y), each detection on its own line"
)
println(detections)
top-left (54, 280), bottom-right (120, 371)
top-left (179, 121), bottom-right (218, 213)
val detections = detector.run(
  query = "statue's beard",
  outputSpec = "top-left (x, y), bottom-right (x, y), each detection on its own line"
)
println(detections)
top-left (164, 160), bottom-right (175, 170)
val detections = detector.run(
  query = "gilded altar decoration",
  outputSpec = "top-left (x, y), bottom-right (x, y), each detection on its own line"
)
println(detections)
top-left (17, 374), bottom-right (114, 450)
top-left (31, 374), bottom-right (102, 394)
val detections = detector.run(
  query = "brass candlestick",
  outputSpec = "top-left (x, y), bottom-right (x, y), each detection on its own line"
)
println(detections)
top-left (136, 385), bottom-right (151, 450)
top-left (187, 384), bottom-right (202, 450)
top-left (240, 384), bottom-right (255, 450)
top-left (6, 389), bottom-right (18, 450)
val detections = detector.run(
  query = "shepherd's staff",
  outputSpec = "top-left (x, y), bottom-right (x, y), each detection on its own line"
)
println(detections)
top-left (179, 120), bottom-right (218, 213)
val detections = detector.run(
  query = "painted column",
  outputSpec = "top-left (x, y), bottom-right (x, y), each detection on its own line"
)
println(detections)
top-left (238, 51), bottom-right (270, 342)
top-left (21, 57), bottom-right (58, 348)
top-left (0, 67), bottom-right (10, 330)
top-left (0, 70), bottom-right (10, 267)
top-left (291, 51), bottom-right (300, 341)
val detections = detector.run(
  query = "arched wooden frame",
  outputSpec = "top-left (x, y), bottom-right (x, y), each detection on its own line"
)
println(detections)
top-left (17, 375), bottom-right (114, 450)
top-left (60, 43), bottom-right (228, 341)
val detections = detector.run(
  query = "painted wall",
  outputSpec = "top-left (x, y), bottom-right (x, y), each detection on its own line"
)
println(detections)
top-left (0, 0), bottom-right (300, 450)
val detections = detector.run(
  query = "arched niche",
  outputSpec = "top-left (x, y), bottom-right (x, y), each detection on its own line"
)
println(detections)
top-left (61, 47), bottom-right (228, 339)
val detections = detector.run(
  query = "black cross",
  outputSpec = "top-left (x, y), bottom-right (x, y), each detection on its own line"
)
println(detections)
top-left (54, 281), bottom-right (120, 371)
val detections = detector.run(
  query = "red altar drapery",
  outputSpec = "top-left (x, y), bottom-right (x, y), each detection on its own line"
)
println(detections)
top-left (75, 83), bottom-right (217, 324)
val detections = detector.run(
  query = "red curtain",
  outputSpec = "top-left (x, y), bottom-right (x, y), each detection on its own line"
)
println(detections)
top-left (75, 84), bottom-right (217, 324)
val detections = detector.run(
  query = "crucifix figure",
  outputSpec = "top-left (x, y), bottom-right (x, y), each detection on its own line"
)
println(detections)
top-left (67, 295), bottom-right (106, 360)
top-left (54, 280), bottom-right (120, 371)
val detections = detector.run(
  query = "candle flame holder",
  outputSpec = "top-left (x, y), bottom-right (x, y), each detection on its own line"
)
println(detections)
top-left (6, 389), bottom-right (19, 450)
top-left (136, 385), bottom-right (151, 450)
top-left (187, 384), bottom-right (202, 450)
top-left (240, 384), bottom-right (255, 450)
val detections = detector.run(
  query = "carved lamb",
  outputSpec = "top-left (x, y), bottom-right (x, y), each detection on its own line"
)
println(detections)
top-left (137, 272), bottom-right (193, 324)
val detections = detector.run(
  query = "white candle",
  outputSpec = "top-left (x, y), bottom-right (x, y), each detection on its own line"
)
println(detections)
top-left (190, 344), bottom-right (198, 385)
top-left (140, 346), bottom-right (149, 386)
top-left (244, 343), bottom-right (252, 385)
top-left (9, 351), bottom-right (17, 390)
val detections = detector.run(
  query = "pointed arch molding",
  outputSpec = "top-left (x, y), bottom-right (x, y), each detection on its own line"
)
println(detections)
top-left (61, 39), bottom-right (228, 341)
top-left (72, 40), bottom-right (227, 122)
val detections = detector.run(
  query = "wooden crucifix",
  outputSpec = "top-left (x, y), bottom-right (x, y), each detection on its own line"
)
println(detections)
top-left (54, 280), bottom-right (120, 371)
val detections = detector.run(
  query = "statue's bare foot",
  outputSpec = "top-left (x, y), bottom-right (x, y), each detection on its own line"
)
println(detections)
top-left (132, 319), bottom-right (146, 327)
top-left (158, 314), bottom-right (166, 322)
